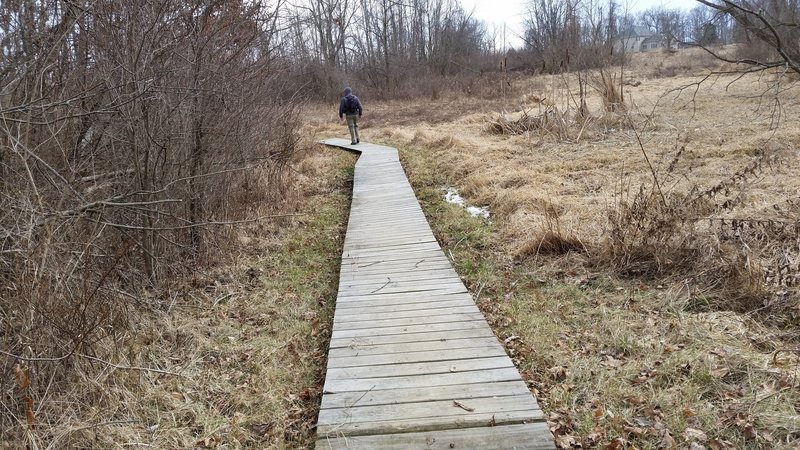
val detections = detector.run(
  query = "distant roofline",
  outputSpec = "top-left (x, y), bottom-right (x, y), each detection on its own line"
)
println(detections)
top-left (619, 25), bottom-right (655, 38)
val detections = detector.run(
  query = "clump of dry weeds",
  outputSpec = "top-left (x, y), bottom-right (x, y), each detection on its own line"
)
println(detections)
top-left (487, 67), bottom-right (640, 144)
top-left (516, 205), bottom-right (585, 260)
top-left (488, 107), bottom-right (570, 138)
top-left (597, 142), bottom-right (800, 324)
top-left (593, 68), bottom-right (626, 114)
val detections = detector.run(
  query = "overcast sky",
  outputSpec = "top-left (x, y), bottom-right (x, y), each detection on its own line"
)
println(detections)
top-left (461, 0), bottom-right (701, 48)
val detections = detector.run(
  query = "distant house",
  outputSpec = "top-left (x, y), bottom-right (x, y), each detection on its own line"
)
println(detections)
top-left (614, 26), bottom-right (667, 53)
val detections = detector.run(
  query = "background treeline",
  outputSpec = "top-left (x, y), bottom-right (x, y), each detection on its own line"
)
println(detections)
top-left (279, 0), bottom-right (494, 98)
top-left (278, 0), bottom-right (799, 98)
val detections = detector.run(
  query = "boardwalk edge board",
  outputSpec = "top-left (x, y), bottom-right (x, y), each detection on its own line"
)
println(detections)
top-left (316, 139), bottom-right (555, 449)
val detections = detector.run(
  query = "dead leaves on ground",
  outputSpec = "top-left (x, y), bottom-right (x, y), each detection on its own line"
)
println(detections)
top-left (546, 404), bottom-right (767, 449)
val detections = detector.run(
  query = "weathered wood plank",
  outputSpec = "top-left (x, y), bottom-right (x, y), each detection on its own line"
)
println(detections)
top-left (324, 356), bottom-right (513, 381)
top-left (317, 397), bottom-right (543, 435)
top-left (341, 256), bottom-right (453, 267)
top-left (331, 312), bottom-right (484, 331)
top-left (339, 268), bottom-right (460, 284)
top-left (339, 269), bottom-right (459, 284)
top-left (322, 367), bottom-right (524, 393)
top-left (337, 280), bottom-right (467, 296)
top-left (329, 328), bottom-right (497, 349)
top-left (341, 253), bottom-right (447, 265)
top-left (337, 277), bottom-right (464, 290)
top-left (341, 253), bottom-right (450, 265)
top-left (327, 336), bottom-right (500, 359)
top-left (342, 242), bottom-right (442, 257)
top-left (337, 271), bottom-right (462, 287)
top-left (340, 257), bottom-right (450, 270)
top-left (334, 293), bottom-right (473, 309)
top-left (343, 234), bottom-right (435, 244)
top-left (316, 423), bottom-right (555, 450)
top-left (336, 285), bottom-right (469, 301)
top-left (320, 380), bottom-right (531, 409)
top-left (337, 285), bottom-right (468, 298)
top-left (334, 301), bottom-right (474, 314)
top-left (326, 345), bottom-right (507, 369)
top-left (333, 305), bottom-right (479, 323)
top-left (329, 319), bottom-right (489, 340)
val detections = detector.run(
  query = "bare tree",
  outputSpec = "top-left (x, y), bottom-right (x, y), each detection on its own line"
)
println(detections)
top-left (280, 0), bottom-right (493, 97)
top-left (695, 0), bottom-right (800, 74)
top-left (523, 0), bottom-right (581, 71)
top-left (0, 0), bottom-right (300, 444)
top-left (639, 6), bottom-right (686, 49)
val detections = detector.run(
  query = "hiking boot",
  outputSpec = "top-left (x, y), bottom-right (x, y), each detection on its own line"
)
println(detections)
top-left (357, 138), bottom-right (360, 143)
top-left (351, 141), bottom-right (357, 145)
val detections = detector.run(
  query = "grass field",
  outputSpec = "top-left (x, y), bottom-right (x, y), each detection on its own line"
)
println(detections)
top-left (305, 48), bottom-right (799, 449)
top-left (8, 47), bottom-right (797, 449)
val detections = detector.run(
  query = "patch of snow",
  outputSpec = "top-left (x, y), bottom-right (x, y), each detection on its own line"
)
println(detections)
top-left (443, 188), bottom-right (490, 219)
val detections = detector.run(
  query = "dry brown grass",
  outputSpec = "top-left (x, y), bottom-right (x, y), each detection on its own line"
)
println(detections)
top-left (1, 141), bottom-right (355, 449)
top-left (304, 46), bottom-right (800, 448)
top-left (515, 206), bottom-right (585, 261)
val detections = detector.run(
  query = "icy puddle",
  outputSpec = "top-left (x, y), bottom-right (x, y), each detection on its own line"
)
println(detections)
top-left (443, 188), bottom-right (490, 219)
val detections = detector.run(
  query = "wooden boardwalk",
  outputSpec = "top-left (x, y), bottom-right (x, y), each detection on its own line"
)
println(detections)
top-left (316, 139), bottom-right (554, 449)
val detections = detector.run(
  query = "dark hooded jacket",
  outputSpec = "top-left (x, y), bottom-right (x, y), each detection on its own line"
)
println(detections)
top-left (338, 87), bottom-right (362, 118)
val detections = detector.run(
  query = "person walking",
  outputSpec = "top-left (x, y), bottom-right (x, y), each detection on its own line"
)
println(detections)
top-left (338, 87), bottom-right (362, 145)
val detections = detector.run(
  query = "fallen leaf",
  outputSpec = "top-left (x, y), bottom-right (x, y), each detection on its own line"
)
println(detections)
top-left (14, 365), bottom-right (34, 429)
top-left (585, 427), bottom-right (605, 445)
top-left (660, 430), bottom-right (677, 449)
top-left (623, 425), bottom-right (644, 437)
top-left (13, 365), bottom-right (30, 390)
top-left (23, 396), bottom-right (35, 429)
top-left (249, 422), bottom-right (274, 436)
top-left (778, 374), bottom-right (795, 388)
top-left (548, 366), bottom-right (567, 381)
top-left (651, 420), bottom-right (674, 447)
top-left (604, 437), bottom-right (626, 450)
top-left (554, 433), bottom-right (577, 449)
top-left (603, 355), bottom-right (623, 368)
top-left (633, 416), bottom-right (654, 427)
top-left (683, 427), bottom-right (708, 442)
top-left (624, 395), bottom-right (646, 405)
top-left (452, 400), bottom-right (474, 412)
top-left (503, 335), bottom-right (520, 344)
top-left (710, 367), bottom-right (729, 379)
top-left (743, 423), bottom-right (757, 441)
top-left (708, 438), bottom-right (734, 450)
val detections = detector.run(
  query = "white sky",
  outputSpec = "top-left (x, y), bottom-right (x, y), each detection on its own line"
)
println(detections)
top-left (461, 0), bottom-right (702, 48)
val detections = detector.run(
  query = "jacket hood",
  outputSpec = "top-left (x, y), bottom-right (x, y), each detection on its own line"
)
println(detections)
top-left (344, 87), bottom-right (352, 96)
